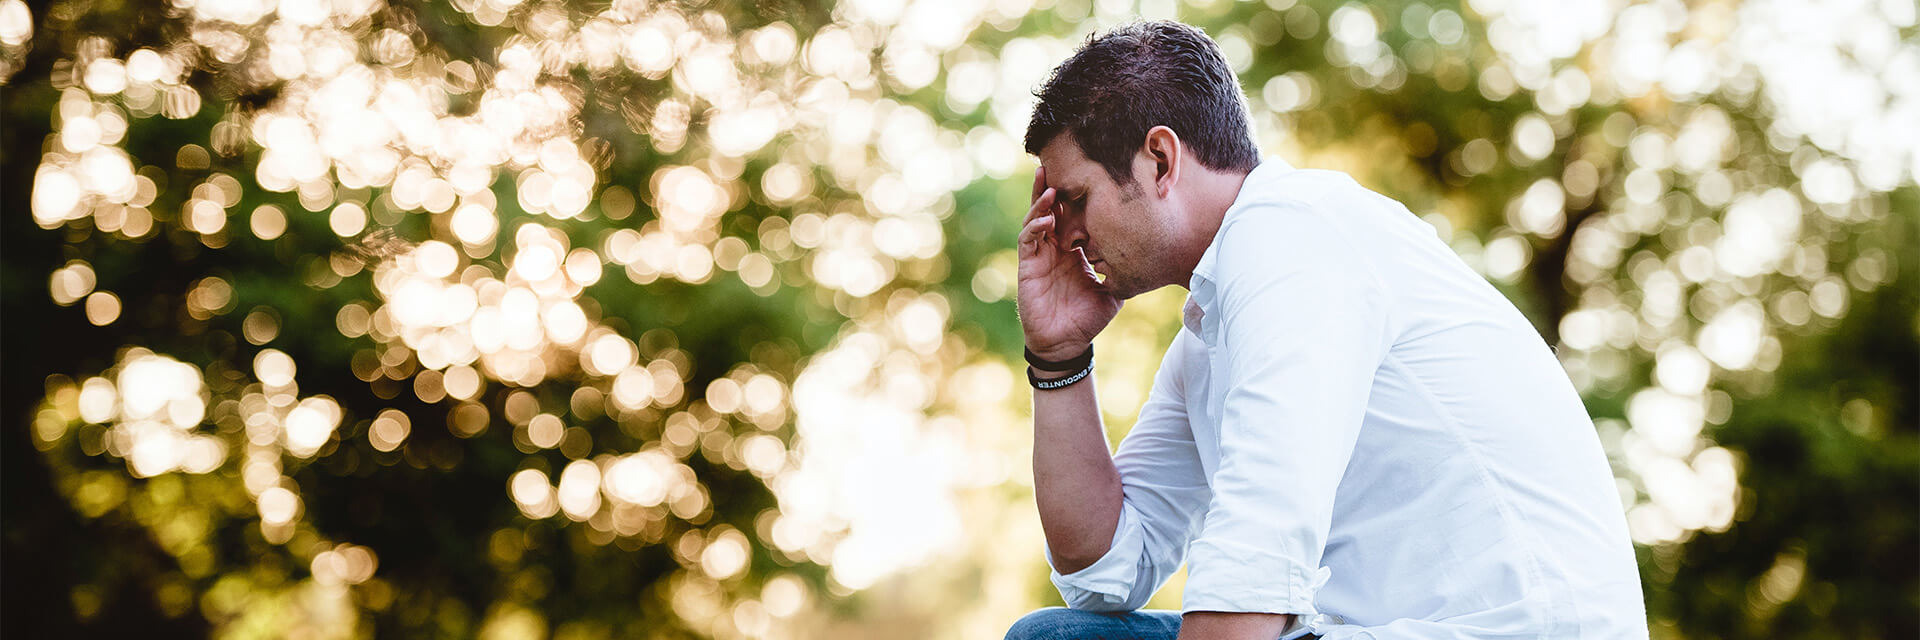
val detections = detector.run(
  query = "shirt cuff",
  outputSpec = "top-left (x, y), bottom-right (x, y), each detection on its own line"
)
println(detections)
top-left (1181, 536), bottom-right (1329, 617)
top-left (1046, 502), bottom-right (1149, 611)
top-left (1277, 616), bottom-right (1319, 640)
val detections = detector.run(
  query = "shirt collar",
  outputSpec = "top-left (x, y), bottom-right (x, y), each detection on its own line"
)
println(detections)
top-left (1182, 156), bottom-right (1295, 339)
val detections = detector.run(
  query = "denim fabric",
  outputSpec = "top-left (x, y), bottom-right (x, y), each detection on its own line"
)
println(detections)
top-left (1003, 607), bottom-right (1182, 640)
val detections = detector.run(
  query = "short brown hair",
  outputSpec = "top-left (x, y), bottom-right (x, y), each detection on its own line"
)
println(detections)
top-left (1026, 21), bottom-right (1260, 184)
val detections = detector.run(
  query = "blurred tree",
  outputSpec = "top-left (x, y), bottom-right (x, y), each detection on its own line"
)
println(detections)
top-left (5, 0), bottom-right (894, 638)
top-left (3, 1), bottom-right (1914, 639)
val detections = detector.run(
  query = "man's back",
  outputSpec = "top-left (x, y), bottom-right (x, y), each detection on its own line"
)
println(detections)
top-left (1227, 165), bottom-right (1645, 636)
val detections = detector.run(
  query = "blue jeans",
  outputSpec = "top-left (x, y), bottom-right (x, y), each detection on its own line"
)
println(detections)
top-left (1004, 607), bottom-right (1183, 640)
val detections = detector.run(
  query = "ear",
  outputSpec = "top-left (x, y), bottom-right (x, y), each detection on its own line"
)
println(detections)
top-left (1140, 126), bottom-right (1182, 198)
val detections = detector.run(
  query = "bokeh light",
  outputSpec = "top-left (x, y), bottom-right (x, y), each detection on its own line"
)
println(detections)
top-left (11, 0), bottom-right (1915, 638)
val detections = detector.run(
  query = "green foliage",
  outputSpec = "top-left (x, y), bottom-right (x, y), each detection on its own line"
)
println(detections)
top-left (3, 0), bottom-right (1914, 638)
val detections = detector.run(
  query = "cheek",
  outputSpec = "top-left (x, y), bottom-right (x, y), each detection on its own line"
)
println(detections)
top-left (1086, 220), bottom-right (1121, 255)
top-left (1087, 205), bottom-right (1139, 252)
top-left (1083, 202), bottom-right (1123, 243)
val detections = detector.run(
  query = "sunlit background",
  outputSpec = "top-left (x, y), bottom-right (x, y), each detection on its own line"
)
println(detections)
top-left (3, 0), bottom-right (1914, 638)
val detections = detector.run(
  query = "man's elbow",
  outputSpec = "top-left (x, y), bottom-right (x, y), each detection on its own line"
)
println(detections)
top-left (1049, 541), bottom-right (1111, 576)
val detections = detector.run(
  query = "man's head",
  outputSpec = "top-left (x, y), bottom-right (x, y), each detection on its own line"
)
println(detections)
top-left (1026, 20), bottom-right (1260, 186)
top-left (1026, 21), bottom-right (1259, 299)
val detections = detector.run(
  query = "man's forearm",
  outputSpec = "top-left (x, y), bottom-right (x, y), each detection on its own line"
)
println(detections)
top-left (1032, 369), bottom-right (1124, 574)
top-left (1176, 611), bottom-right (1296, 640)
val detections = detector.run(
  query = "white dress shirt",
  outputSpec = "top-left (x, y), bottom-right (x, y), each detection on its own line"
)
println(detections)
top-left (1047, 159), bottom-right (1648, 639)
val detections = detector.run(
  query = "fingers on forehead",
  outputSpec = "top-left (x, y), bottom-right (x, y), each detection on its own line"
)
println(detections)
top-left (1019, 214), bottom-right (1051, 243)
top-left (1024, 188), bottom-right (1054, 220)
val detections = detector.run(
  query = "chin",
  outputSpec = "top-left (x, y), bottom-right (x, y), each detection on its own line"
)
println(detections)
top-left (1107, 279), bottom-right (1156, 301)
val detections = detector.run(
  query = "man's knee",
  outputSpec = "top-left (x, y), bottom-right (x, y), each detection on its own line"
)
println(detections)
top-left (1005, 607), bottom-right (1097, 640)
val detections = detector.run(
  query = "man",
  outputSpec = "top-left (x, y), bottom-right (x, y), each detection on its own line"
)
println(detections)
top-left (1005, 21), bottom-right (1647, 640)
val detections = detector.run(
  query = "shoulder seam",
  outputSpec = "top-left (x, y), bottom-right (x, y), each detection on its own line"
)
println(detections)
top-left (1214, 196), bottom-right (1402, 328)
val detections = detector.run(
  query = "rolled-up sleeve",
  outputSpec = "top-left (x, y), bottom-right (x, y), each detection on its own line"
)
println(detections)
top-left (1047, 332), bottom-right (1212, 612)
top-left (1181, 202), bottom-right (1394, 617)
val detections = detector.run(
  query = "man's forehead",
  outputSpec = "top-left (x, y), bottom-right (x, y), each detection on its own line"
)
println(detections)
top-left (1036, 137), bottom-right (1099, 188)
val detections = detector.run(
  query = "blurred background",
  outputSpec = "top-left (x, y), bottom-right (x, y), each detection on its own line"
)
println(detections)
top-left (2, 0), bottom-right (1914, 638)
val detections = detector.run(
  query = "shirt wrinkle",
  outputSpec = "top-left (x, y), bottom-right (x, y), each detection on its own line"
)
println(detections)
top-left (1382, 351), bottom-right (1539, 616)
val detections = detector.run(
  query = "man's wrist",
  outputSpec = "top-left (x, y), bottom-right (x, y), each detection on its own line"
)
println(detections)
top-left (1026, 343), bottom-right (1095, 390)
top-left (1024, 343), bottom-right (1092, 371)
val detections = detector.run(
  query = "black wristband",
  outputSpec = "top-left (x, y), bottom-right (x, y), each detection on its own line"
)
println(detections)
top-left (1024, 344), bottom-right (1093, 372)
top-left (1027, 357), bottom-right (1094, 390)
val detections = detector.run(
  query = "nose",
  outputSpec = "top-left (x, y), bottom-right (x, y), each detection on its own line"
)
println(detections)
top-left (1054, 205), bottom-right (1089, 251)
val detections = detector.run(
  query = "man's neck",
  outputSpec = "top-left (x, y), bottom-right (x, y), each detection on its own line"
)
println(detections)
top-left (1173, 167), bottom-right (1252, 289)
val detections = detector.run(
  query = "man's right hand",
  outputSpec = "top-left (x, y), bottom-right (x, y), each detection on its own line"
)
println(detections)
top-left (1017, 167), bottom-right (1122, 363)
